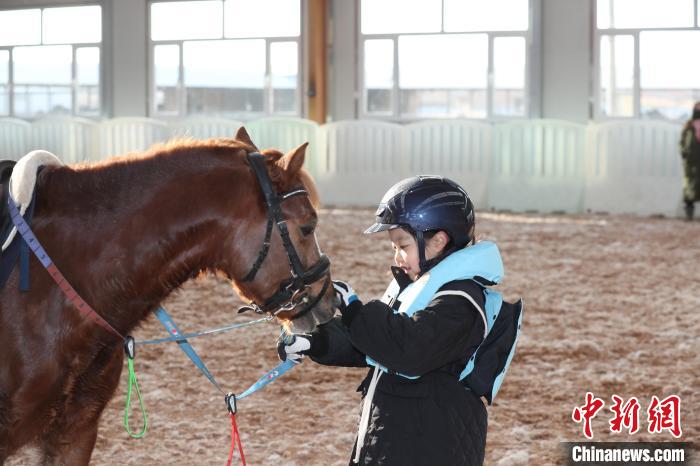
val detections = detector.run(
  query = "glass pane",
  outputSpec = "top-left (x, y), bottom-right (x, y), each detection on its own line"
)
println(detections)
top-left (364, 39), bottom-right (393, 114)
top-left (0, 50), bottom-right (8, 84)
top-left (0, 85), bottom-right (7, 115)
top-left (14, 85), bottom-right (72, 116)
top-left (183, 39), bottom-right (265, 114)
top-left (494, 36), bottom-right (526, 116)
top-left (224, 0), bottom-right (300, 38)
top-left (399, 34), bottom-right (487, 117)
top-left (597, 0), bottom-right (693, 29)
top-left (154, 44), bottom-right (180, 114)
top-left (14, 45), bottom-right (72, 84)
top-left (14, 45), bottom-right (72, 116)
top-left (270, 42), bottom-right (298, 113)
top-left (76, 47), bottom-right (99, 85)
top-left (43, 6), bottom-right (101, 44)
top-left (361, 0), bottom-right (441, 34)
top-left (76, 47), bottom-right (100, 114)
top-left (151, 1), bottom-right (223, 41)
top-left (599, 35), bottom-right (634, 117)
top-left (640, 31), bottom-right (700, 120)
top-left (0, 51), bottom-right (7, 114)
top-left (0, 9), bottom-right (41, 46)
top-left (444, 0), bottom-right (529, 32)
top-left (400, 90), bottom-right (487, 118)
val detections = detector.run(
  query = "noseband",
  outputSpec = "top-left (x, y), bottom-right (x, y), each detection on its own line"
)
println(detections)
top-left (238, 152), bottom-right (330, 320)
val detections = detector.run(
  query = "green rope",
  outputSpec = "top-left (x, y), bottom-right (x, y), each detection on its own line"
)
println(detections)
top-left (123, 356), bottom-right (148, 438)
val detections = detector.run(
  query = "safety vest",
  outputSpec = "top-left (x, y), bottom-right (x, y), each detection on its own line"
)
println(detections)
top-left (367, 241), bottom-right (523, 404)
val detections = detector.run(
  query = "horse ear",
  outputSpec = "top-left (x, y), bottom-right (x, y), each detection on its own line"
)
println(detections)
top-left (276, 142), bottom-right (308, 176)
top-left (234, 127), bottom-right (259, 151)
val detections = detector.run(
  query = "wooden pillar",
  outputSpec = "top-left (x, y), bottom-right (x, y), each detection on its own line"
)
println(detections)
top-left (307, 0), bottom-right (328, 123)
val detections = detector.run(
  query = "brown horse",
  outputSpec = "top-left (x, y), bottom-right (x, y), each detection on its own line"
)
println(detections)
top-left (0, 128), bottom-right (335, 465)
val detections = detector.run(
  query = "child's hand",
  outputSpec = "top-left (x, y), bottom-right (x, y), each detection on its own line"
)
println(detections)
top-left (333, 280), bottom-right (359, 310)
top-left (277, 334), bottom-right (313, 363)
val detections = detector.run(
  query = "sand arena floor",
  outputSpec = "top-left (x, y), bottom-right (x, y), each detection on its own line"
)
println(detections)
top-left (9, 209), bottom-right (700, 465)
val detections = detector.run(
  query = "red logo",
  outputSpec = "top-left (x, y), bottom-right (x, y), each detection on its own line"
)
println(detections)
top-left (572, 392), bottom-right (606, 439)
top-left (609, 395), bottom-right (640, 434)
top-left (647, 395), bottom-right (682, 438)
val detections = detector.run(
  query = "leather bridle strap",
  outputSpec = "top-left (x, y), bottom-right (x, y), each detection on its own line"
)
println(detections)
top-left (242, 153), bottom-right (307, 282)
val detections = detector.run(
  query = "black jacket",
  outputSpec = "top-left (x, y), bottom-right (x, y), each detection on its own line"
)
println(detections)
top-left (308, 272), bottom-right (488, 466)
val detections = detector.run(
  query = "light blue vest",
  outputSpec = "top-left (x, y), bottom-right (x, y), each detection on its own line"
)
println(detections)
top-left (367, 241), bottom-right (504, 381)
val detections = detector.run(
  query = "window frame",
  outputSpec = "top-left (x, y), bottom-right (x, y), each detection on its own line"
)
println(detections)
top-left (357, 0), bottom-right (534, 121)
top-left (593, 0), bottom-right (700, 120)
top-left (0, 2), bottom-right (105, 120)
top-left (147, 0), bottom-right (305, 120)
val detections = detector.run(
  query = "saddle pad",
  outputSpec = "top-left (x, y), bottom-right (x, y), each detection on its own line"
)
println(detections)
top-left (2, 150), bottom-right (62, 251)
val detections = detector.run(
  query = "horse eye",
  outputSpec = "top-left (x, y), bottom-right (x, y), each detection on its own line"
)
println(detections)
top-left (301, 225), bottom-right (315, 237)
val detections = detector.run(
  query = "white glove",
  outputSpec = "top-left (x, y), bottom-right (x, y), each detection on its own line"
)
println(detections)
top-left (333, 280), bottom-right (359, 310)
top-left (277, 334), bottom-right (312, 363)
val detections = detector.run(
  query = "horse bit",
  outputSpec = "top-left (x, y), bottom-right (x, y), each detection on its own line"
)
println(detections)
top-left (236, 152), bottom-right (331, 320)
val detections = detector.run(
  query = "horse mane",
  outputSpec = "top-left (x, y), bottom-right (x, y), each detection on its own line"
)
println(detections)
top-left (59, 138), bottom-right (318, 206)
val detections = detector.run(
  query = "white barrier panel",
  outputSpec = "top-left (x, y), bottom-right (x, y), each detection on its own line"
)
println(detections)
top-left (316, 120), bottom-right (406, 206)
top-left (0, 118), bottom-right (31, 161)
top-left (584, 121), bottom-right (683, 216)
top-left (490, 120), bottom-right (586, 213)
top-left (246, 118), bottom-right (321, 176)
top-left (405, 120), bottom-right (491, 209)
top-left (169, 116), bottom-right (244, 141)
top-left (31, 117), bottom-right (97, 164)
top-left (98, 118), bottom-right (168, 159)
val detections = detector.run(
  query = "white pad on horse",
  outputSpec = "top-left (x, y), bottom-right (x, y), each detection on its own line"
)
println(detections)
top-left (2, 150), bottom-right (63, 252)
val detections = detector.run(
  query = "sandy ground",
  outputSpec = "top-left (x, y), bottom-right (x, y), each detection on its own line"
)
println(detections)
top-left (8, 209), bottom-right (699, 465)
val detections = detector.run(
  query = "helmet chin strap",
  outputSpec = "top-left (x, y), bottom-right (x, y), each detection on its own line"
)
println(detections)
top-left (415, 230), bottom-right (460, 278)
top-left (416, 230), bottom-right (429, 276)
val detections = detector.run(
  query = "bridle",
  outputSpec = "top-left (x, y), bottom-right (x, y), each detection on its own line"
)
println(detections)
top-left (237, 152), bottom-right (331, 321)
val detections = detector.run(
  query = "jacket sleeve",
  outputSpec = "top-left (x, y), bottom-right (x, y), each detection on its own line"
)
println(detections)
top-left (307, 316), bottom-right (369, 368)
top-left (342, 281), bottom-right (486, 377)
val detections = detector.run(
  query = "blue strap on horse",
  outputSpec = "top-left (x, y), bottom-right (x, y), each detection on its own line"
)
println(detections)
top-left (0, 190), bottom-right (36, 291)
top-left (152, 306), bottom-right (297, 408)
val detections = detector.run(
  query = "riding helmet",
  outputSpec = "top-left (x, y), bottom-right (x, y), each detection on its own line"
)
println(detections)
top-left (364, 175), bottom-right (475, 272)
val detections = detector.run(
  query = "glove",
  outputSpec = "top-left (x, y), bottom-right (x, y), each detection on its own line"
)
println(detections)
top-left (333, 280), bottom-right (359, 311)
top-left (277, 333), bottom-right (313, 363)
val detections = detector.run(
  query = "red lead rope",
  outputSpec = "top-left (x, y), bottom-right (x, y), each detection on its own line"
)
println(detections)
top-left (226, 413), bottom-right (247, 466)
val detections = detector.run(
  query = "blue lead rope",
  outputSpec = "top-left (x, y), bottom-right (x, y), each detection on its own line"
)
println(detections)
top-left (152, 306), bottom-right (297, 404)
top-left (236, 359), bottom-right (297, 400)
top-left (154, 306), bottom-right (226, 394)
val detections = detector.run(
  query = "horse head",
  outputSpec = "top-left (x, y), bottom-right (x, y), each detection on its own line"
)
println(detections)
top-left (225, 127), bottom-right (335, 333)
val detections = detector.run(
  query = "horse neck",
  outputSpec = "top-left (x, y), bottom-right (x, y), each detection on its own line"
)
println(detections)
top-left (35, 147), bottom-right (257, 334)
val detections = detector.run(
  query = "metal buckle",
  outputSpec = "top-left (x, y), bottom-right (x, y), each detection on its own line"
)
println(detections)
top-left (237, 302), bottom-right (264, 314)
top-left (124, 336), bottom-right (136, 359)
top-left (225, 392), bottom-right (237, 414)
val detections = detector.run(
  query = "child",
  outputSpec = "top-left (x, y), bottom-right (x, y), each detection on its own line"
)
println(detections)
top-left (279, 176), bottom-right (522, 466)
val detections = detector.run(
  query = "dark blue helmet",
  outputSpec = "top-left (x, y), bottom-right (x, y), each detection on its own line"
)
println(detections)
top-left (364, 176), bottom-right (475, 272)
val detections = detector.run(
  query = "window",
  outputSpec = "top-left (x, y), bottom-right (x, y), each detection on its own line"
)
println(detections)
top-left (0, 5), bottom-right (102, 118)
top-left (360, 0), bottom-right (530, 119)
top-left (0, 51), bottom-right (9, 115)
top-left (149, 0), bottom-right (302, 118)
top-left (595, 0), bottom-right (700, 120)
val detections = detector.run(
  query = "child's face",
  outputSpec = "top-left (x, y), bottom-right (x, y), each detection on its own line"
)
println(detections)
top-left (388, 228), bottom-right (448, 281)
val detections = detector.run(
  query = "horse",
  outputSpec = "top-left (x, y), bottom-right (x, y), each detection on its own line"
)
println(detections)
top-left (0, 127), bottom-right (336, 465)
